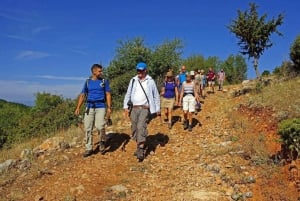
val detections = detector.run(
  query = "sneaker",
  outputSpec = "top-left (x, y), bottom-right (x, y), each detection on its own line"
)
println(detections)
top-left (136, 146), bottom-right (145, 162)
top-left (183, 120), bottom-right (188, 130)
top-left (99, 141), bottom-right (106, 153)
top-left (188, 125), bottom-right (192, 131)
top-left (83, 150), bottom-right (93, 158)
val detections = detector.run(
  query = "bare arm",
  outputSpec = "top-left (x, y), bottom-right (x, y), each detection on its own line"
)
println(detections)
top-left (175, 86), bottom-right (179, 105)
top-left (106, 91), bottom-right (112, 117)
top-left (75, 93), bottom-right (86, 115)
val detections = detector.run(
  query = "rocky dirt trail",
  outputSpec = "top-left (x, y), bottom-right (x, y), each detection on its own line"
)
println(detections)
top-left (1, 89), bottom-right (299, 201)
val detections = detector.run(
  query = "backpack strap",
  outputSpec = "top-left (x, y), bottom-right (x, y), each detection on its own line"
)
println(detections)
top-left (85, 78), bottom-right (106, 103)
top-left (128, 79), bottom-right (135, 101)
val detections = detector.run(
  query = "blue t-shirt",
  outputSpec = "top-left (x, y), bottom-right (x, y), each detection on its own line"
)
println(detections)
top-left (163, 81), bottom-right (177, 98)
top-left (81, 79), bottom-right (110, 108)
top-left (178, 72), bottom-right (186, 86)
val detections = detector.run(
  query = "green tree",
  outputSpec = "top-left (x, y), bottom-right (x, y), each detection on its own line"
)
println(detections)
top-left (220, 54), bottom-right (247, 84)
top-left (33, 92), bottom-right (64, 114)
top-left (290, 34), bottom-right (300, 73)
top-left (228, 2), bottom-right (284, 78)
top-left (106, 37), bottom-right (183, 108)
top-left (204, 56), bottom-right (222, 72)
top-left (183, 54), bottom-right (206, 72)
top-left (273, 60), bottom-right (295, 77)
top-left (0, 99), bottom-right (31, 148)
top-left (261, 70), bottom-right (270, 77)
top-left (150, 39), bottom-right (183, 80)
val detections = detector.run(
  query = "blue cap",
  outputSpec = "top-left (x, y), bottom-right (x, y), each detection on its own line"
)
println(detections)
top-left (136, 62), bottom-right (147, 70)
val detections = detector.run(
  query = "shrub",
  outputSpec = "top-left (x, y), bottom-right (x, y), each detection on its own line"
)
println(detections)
top-left (278, 118), bottom-right (300, 159)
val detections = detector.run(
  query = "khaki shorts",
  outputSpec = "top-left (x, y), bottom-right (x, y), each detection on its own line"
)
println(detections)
top-left (183, 95), bottom-right (195, 112)
top-left (208, 80), bottom-right (215, 86)
top-left (161, 97), bottom-right (175, 109)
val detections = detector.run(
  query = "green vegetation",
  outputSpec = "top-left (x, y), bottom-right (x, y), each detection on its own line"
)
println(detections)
top-left (0, 93), bottom-right (79, 149)
top-left (290, 34), bottom-right (300, 74)
top-left (278, 118), bottom-right (300, 159)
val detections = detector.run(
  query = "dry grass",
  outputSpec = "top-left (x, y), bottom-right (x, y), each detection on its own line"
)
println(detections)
top-left (0, 138), bottom-right (42, 162)
top-left (0, 110), bottom-right (124, 163)
top-left (223, 77), bottom-right (300, 168)
top-left (249, 76), bottom-right (300, 120)
top-left (0, 126), bottom-right (83, 163)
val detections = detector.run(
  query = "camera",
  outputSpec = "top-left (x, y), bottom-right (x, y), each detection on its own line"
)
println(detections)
top-left (127, 100), bottom-right (133, 111)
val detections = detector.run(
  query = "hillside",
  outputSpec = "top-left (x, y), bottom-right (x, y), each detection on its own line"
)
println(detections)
top-left (0, 81), bottom-right (299, 201)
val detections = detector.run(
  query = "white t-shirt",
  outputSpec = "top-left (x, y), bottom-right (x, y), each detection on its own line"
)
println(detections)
top-left (132, 79), bottom-right (149, 105)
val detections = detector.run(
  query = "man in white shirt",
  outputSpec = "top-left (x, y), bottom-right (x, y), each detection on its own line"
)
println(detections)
top-left (123, 62), bottom-right (160, 162)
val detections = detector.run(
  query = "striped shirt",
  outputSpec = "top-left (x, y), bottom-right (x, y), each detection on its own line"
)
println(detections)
top-left (182, 81), bottom-right (194, 95)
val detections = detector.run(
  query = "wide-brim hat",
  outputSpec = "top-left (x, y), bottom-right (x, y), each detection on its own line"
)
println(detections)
top-left (166, 71), bottom-right (173, 77)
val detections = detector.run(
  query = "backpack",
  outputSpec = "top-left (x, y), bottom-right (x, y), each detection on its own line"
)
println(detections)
top-left (164, 81), bottom-right (176, 88)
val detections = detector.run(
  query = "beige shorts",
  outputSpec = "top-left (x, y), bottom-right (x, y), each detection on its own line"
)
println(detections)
top-left (182, 95), bottom-right (195, 112)
top-left (208, 80), bottom-right (215, 86)
top-left (161, 97), bottom-right (175, 109)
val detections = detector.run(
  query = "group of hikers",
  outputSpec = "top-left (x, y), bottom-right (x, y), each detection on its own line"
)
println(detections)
top-left (75, 62), bottom-right (225, 161)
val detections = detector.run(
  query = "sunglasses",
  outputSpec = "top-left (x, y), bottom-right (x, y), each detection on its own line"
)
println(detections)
top-left (137, 69), bottom-right (145, 73)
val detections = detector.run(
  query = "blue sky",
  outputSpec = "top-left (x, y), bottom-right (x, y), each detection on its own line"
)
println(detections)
top-left (0, 0), bottom-right (299, 106)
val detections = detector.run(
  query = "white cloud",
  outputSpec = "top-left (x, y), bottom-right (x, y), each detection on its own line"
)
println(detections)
top-left (71, 49), bottom-right (89, 56)
top-left (32, 26), bottom-right (52, 34)
top-left (16, 50), bottom-right (50, 60)
top-left (5, 34), bottom-right (30, 41)
top-left (36, 75), bottom-right (86, 81)
top-left (0, 10), bottom-right (29, 22)
top-left (0, 80), bottom-right (82, 106)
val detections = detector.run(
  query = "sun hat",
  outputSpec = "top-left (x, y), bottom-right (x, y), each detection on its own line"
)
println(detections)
top-left (190, 70), bottom-right (195, 76)
top-left (136, 62), bottom-right (147, 70)
top-left (166, 71), bottom-right (173, 77)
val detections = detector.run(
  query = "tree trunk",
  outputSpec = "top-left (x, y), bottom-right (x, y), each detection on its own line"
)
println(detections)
top-left (253, 57), bottom-right (261, 79)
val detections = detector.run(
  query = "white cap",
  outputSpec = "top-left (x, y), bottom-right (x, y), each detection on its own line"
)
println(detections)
top-left (190, 70), bottom-right (194, 76)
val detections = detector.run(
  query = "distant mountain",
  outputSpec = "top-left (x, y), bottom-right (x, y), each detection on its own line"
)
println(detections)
top-left (0, 99), bottom-right (31, 108)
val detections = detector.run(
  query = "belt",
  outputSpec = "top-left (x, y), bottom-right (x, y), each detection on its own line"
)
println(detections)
top-left (184, 93), bottom-right (194, 97)
top-left (133, 105), bottom-right (149, 109)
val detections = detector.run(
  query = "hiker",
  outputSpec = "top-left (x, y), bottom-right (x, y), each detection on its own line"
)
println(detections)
top-left (217, 69), bottom-right (226, 91)
top-left (179, 72), bottom-right (199, 131)
top-left (176, 65), bottom-right (187, 92)
top-left (123, 62), bottom-right (160, 161)
top-left (207, 67), bottom-right (216, 93)
top-left (75, 64), bottom-right (112, 157)
top-left (194, 69), bottom-right (202, 113)
top-left (160, 71), bottom-right (179, 129)
top-left (199, 69), bottom-right (207, 98)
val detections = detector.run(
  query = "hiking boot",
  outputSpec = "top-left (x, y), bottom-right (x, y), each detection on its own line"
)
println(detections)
top-left (99, 141), bottom-right (106, 153)
top-left (136, 146), bottom-right (145, 162)
top-left (183, 120), bottom-right (188, 130)
top-left (83, 150), bottom-right (93, 158)
top-left (188, 125), bottom-right (192, 132)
